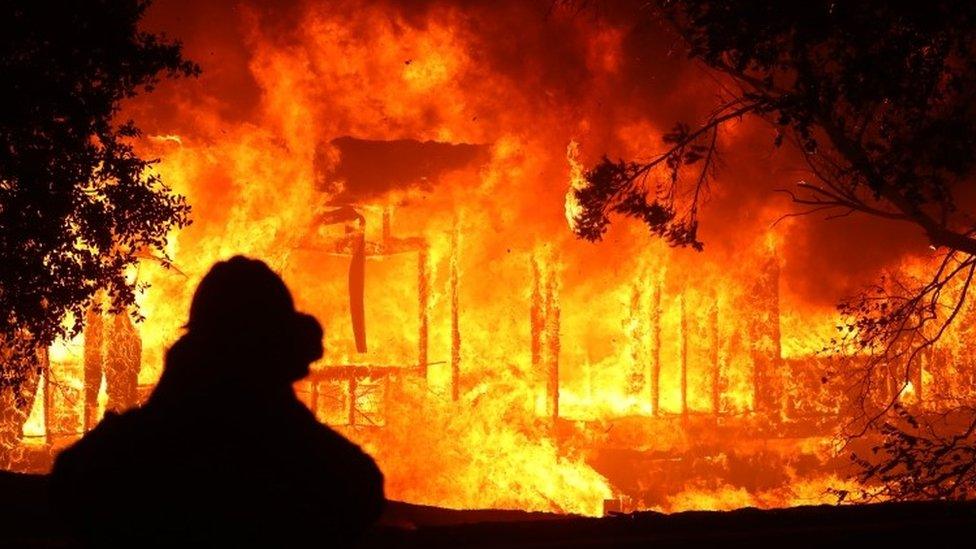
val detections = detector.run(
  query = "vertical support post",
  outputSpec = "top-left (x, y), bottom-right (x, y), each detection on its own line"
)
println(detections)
top-left (917, 347), bottom-right (931, 404)
top-left (533, 249), bottom-right (561, 423)
top-left (348, 376), bottom-right (358, 426)
top-left (627, 285), bottom-right (644, 394)
top-left (531, 258), bottom-right (543, 373)
top-left (83, 303), bottom-right (103, 432)
top-left (450, 227), bottom-right (461, 401)
top-left (935, 348), bottom-right (948, 401)
top-left (106, 312), bottom-right (141, 413)
top-left (710, 293), bottom-right (720, 415)
top-left (649, 276), bottom-right (662, 416)
top-left (349, 226), bottom-right (367, 353)
top-left (886, 360), bottom-right (899, 407)
top-left (42, 349), bottom-right (54, 442)
top-left (679, 293), bottom-right (688, 416)
top-left (545, 269), bottom-right (560, 423)
top-left (309, 381), bottom-right (319, 419)
top-left (418, 244), bottom-right (430, 378)
top-left (771, 258), bottom-right (782, 412)
top-left (751, 250), bottom-right (783, 416)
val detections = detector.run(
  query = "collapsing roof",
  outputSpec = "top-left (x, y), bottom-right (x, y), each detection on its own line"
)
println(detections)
top-left (319, 136), bottom-right (490, 204)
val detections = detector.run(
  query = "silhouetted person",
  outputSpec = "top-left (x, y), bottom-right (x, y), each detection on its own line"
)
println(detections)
top-left (51, 256), bottom-right (385, 547)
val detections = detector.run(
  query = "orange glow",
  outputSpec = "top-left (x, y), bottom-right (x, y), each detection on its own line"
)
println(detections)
top-left (8, 0), bottom-right (976, 517)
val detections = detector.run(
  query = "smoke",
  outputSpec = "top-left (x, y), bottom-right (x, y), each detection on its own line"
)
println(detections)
top-left (135, 0), bottom-right (927, 291)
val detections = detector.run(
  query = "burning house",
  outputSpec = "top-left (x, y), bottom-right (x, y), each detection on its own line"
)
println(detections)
top-left (9, 129), bottom-right (942, 515)
top-left (4, 0), bottom-right (976, 521)
top-left (293, 136), bottom-right (489, 424)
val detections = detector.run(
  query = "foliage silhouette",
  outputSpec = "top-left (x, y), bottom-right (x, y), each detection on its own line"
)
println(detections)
top-left (0, 0), bottom-right (197, 403)
top-left (569, 1), bottom-right (976, 499)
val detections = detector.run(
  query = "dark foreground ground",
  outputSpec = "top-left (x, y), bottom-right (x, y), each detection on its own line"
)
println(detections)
top-left (2, 471), bottom-right (974, 547)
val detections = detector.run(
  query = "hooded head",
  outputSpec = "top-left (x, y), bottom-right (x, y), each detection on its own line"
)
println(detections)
top-left (176, 256), bottom-right (323, 386)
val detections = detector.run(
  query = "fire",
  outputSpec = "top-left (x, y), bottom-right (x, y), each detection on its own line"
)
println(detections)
top-left (7, 0), bottom-right (976, 518)
top-left (899, 381), bottom-right (916, 403)
top-left (564, 140), bottom-right (587, 235)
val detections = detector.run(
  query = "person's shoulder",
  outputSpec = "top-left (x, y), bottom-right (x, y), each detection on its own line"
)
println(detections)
top-left (280, 398), bottom-right (364, 452)
top-left (87, 408), bottom-right (147, 439)
top-left (53, 409), bottom-right (147, 470)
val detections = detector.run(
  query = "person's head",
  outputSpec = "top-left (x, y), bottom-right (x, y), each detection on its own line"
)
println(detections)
top-left (183, 256), bottom-right (323, 383)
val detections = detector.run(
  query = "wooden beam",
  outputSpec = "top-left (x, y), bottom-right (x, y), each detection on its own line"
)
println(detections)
top-left (349, 229), bottom-right (367, 353)
top-left (680, 293), bottom-right (688, 416)
top-left (349, 376), bottom-right (358, 426)
top-left (306, 365), bottom-right (404, 382)
top-left (450, 227), bottom-right (461, 401)
top-left (41, 349), bottom-right (52, 443)
top-left (531, 258), bottom-right (543, 372)
top-left (649, 278), bottom-right (662, 416)
top-left (710, 293), bottom-right (720, 415)
top-left (418, 245), bottom-right (430, 378)
top-left (546, 277), bottom-right (561, 422)
top-left (628, 285), bottom-right (644, 395)
top-left (309, 381), bottom-right (320, 418)
top-left (83, 303), bottom-right (103, 432)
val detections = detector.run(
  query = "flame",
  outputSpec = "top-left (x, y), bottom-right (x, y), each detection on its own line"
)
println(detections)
top-left (565, 140), bottom-right (587, 234)
top-left (899, 381), bottom-right (916, 403)
top-left (7, 0), bottom-right (976, 517)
